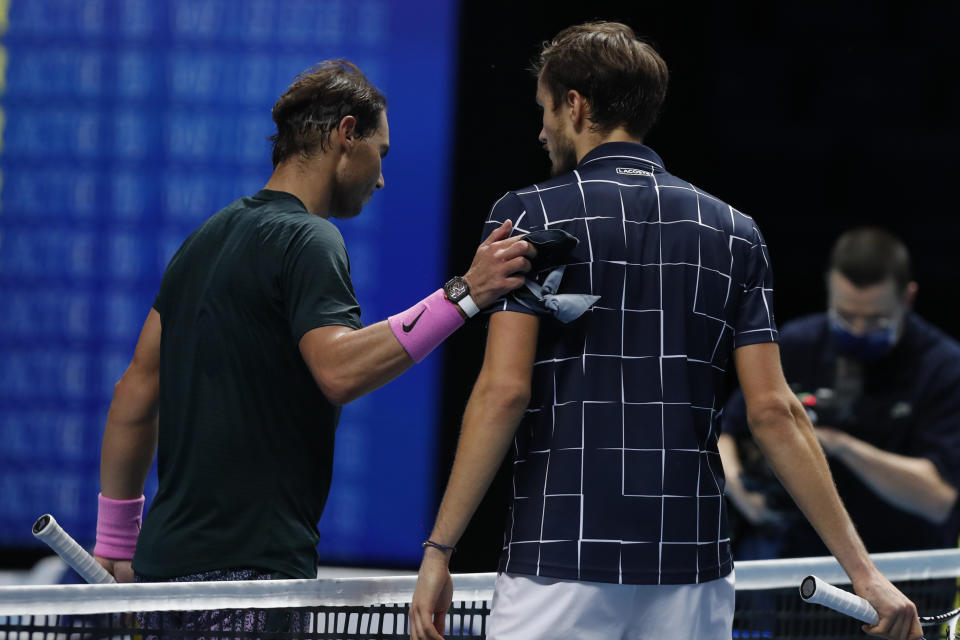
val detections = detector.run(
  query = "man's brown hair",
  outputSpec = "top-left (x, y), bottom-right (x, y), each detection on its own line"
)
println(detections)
top-left (269, 59), bottom-right (386, 167)
top-left (829, 227), bottom-right (913, 292)
top-left (535, 21), bottom-right (668, 139)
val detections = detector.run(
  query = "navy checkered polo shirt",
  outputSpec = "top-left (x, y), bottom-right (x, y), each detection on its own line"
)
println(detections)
top-left (482, 142), bottom-right (778, 585)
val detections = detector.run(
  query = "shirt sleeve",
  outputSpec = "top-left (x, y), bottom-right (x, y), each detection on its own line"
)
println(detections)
top-left (152, 228), bottom-right (199, 316)
top-left (280, 219), bottom-right (362, 343)
top-left (733, 222), bottom-right (779, 348)
top-left (480, 192), bottom-right (539, 317)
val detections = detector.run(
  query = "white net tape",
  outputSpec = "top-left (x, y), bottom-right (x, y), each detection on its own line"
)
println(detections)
top-left (1, 548), bottom-right (958, 616)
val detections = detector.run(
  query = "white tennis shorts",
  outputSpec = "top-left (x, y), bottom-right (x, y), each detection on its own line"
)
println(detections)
top-left (486, 570), bottom-right (736, 640)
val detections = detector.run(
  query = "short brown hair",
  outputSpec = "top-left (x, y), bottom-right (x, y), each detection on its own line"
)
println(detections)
top-left (829, 227), bottom-right (912, 292)
top-left (535, 22), bottom-right (668, 139)
top-left (269, 59), bottom-right (387, 167)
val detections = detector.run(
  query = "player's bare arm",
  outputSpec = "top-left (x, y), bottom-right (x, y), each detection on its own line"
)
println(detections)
top-left (813, 428), bottom-right (957, 523)
top-left (298, 221), bottom-right (534, 406)
top-left (100, 309), bottom-right (161, 500)
top-left (735, 342), bottom-right (922, 640)
top-left (409, 311), bottom-right (539, 640)
top-left (97, 309), bottom-right (161, 581)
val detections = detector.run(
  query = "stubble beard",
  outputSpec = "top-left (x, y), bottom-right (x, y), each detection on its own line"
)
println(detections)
top-left (549, 135), bottom-right (578, 176)
top-left (328, 183), bottom-right (366, 220)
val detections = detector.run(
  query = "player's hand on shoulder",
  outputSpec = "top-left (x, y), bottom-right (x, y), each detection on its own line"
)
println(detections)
top-left (854, 572), bottom-right (922, 640)
top-left (463, 220), bottom-right (536, 309)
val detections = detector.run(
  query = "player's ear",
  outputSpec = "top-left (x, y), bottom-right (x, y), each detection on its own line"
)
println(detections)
top-left (567, 90), bottom-right (589, 131)
top-left (336, 115), bottom-right (358, 149)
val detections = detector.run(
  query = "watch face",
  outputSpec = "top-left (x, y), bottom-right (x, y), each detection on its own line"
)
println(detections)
top-left (445, 277), bottom-right (468, 302)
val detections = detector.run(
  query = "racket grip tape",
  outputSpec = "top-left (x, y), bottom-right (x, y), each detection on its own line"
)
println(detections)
top-left (800, 575), bottom-right (879, 625)
top-left (32, 514), bottom-right (117, 584)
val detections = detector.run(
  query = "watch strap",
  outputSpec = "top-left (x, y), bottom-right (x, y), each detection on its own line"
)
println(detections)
top-left (457, 294), bottom-right (480, 318)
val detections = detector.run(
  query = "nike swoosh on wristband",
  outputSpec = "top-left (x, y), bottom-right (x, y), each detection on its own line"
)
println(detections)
top-left (402, 308), bottom-right (427, 333)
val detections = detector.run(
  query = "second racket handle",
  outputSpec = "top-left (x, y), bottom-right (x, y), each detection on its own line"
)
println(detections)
top-left (32, 514), bottom-right (117, 584)
top-left (800, 575), bottom-right (879, 625)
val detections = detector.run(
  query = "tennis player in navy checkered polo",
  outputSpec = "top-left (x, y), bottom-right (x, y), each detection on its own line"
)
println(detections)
top-left (410, 21), bottom-right (923, 640)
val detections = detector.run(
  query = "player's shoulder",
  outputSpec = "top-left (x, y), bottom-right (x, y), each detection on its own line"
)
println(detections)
top-left (497, 172), bottom-right (579, 206)
top-left (484, 173), bottom-right (575, 235)
top-left (172, 199), bottom-right (241, 250)
top-left (253, 204), bottom-right (347, 259)
top-left (285, 214), bottom-right (346, 250)
top-left (252, 194), bottom-right (337, 233)
top-left (691, 183), bottom-right (761, 238)
top-left (641, 163), bottom-right (763, 243)
top-left (199, 192), bottom-right (307, 234)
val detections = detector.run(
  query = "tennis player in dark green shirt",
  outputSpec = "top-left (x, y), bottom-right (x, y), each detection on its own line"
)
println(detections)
top-left (94, 60), bottom-right (535, 585)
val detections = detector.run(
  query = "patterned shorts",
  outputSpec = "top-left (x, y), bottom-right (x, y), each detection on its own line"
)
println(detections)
top-left (135, 567), bottom-right (310, 639)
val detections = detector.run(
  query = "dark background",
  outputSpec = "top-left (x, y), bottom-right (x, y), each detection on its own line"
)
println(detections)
top-left (440, 1), bottom-right (960, 572)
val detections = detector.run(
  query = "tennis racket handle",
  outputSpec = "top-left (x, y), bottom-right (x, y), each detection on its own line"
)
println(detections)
top-left (32, 514), bottom-right (117, 584)
top-left (800, 575), bottom-right (879, 625)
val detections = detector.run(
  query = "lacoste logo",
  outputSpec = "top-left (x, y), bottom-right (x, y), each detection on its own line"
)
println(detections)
top-left (402, 308), bottom-right (426, 333)
top-left (617, 167), bottom-right (653, 177)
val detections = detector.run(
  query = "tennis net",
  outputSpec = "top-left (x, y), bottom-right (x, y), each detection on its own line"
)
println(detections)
top-left (0, 549), bottom-right (957, 639)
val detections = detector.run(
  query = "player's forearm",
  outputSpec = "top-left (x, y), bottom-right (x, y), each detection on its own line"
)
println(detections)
top-left (100, 372), bottom-right (159, 499)
top-left (748, 396), bottom-right (874, 581)
top-left (302, 287), bottom-right (476, 406)
top-left (830, 436), bottom-right (957, 524)
top-left (427, 380), bottom-right (529, 547)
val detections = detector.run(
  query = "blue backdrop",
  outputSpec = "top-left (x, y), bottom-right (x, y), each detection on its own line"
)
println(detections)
top-left (0, 0), bottom-right (459, 567)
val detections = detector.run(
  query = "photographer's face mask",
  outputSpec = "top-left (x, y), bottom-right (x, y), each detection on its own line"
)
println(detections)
top-left (828, 314), bottom-right (898, 362)
top-left (827, 272), bottom-right (908, 362)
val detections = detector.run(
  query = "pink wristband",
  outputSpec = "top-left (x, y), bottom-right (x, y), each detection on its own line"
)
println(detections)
top-left (94, 493), bottom-right (144, 560)
top-left (388, 289), bottom-right (465, 363)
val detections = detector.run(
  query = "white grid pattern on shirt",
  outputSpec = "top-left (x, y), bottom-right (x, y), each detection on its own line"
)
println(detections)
top-left (483, 146), bottom-right (777, 585)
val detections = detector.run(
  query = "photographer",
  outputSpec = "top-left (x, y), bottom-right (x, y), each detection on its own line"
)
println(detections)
top-left (720, 227), bottom-right (960, 559)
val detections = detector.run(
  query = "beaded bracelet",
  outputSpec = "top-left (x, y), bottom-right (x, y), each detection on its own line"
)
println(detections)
top-left (422, 539), bottom-right (457, 554)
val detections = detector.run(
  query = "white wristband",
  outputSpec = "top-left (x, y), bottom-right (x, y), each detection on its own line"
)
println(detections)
top-left (457, 294), bottom-right (480, 318)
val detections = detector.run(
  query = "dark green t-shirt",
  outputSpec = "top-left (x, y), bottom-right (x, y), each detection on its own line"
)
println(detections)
top-left (133, 190), bottom-right (362, 580)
